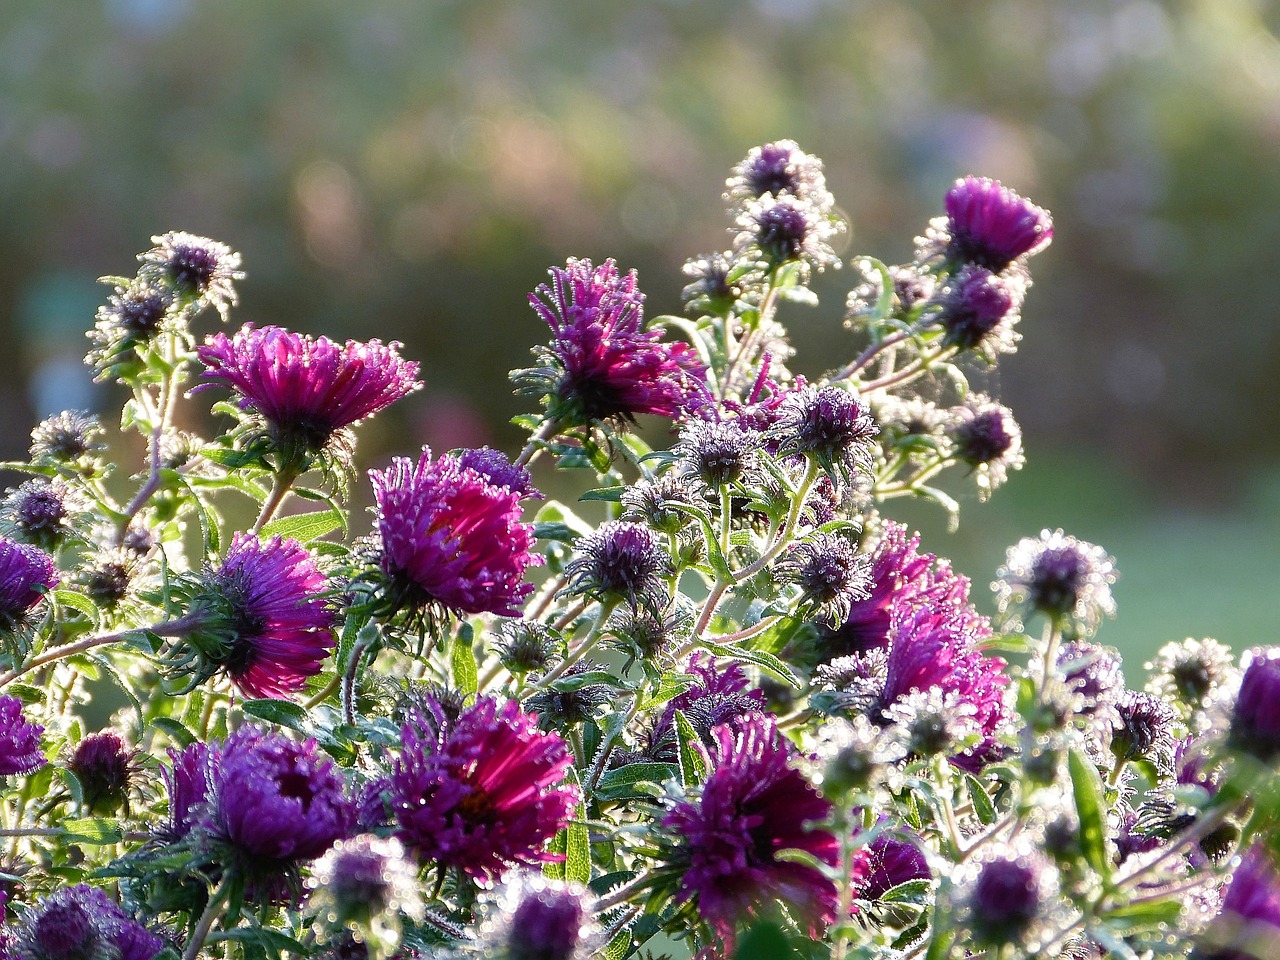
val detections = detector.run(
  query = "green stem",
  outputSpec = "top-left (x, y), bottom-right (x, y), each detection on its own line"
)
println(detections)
top-left (535, 601), bottom-right (616, 689)
top-left (514, 417), bottom-right (561, 469)
top-left (183, 879), bottom-right (231, 960)
top-left (0, 615), bottom-right (202, 689)
top-left (732, 459), bottom-right (820, 581)
top-left (250, 465), bottom-right (300, 535)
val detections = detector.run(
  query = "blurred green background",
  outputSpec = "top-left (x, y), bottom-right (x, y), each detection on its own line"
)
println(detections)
top-left (2, 0), bottom-right (1277, 668)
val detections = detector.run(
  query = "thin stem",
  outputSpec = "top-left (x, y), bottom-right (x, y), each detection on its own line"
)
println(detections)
top-left (0, 615), bottom-right (202, 689)
top-left (342, 638), bottom-right (373, 727)
top-left (183, 880), bottom-right (231, 960)
top-left (552, 600), bottom-right (588, 633)
top-left (595, 872), bottom-right (654, 912)
top-left (303, 674), bottom-right (341, 709)
top-left (535, 601), bottom-right (617, 689)
top-left (732, 459), bottom-right (820, 582)
top-left (831, 329), bottom-right (913, 383)
top-left (692, 580), bottom-right (729, 641)
top-left (858, 344), bottom-right (958, 394)
top-left (514, 417), bottom-right (561, 469)
top-left (250, 466), bottom-right (300, 535)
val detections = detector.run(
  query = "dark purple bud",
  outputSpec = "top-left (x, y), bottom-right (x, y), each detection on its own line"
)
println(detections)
top-left (564, 520), bottom-right (671, 614)
top-left (68, 731), bottom-right (135, 815)
top-left (507, 885), bottom-right (587, 960)
top-left (939, 265), bottom-right (1017, 351)
top-left (1111, 690), bottom-right (1178, 763)
top-left (966, 849), bottom-right (1055, 947)
top-left (676, 418), bottom-right (759, 488)
top-left (777, 533), bottom-right (872, 626)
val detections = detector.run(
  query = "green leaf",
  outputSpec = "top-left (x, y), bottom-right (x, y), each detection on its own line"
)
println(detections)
top-left (258, 508), bottom-right (343, 543)
top-left (1069, 748), bottom-right (1110, 878)
top-left (240, 699), bottom-right (309, 732)
top-left (593, 763), bottom-right (678, 802)
top-left (673, 709), bottom-right (707, 788)
top-left (964, 773), bottom-right (997, 826)
top-left (732, 922), bottom-right (796, 960)
top-left (53, 590), bottom-right (101, 629)
top-left (879, 878), bottom-right (933, 905)
top-left (564, 772), bottom-right (591, 886)
top-left (579, 487), bottom-right (624, 502)
top-left (604, 926), bottom-right (632, 960)
top-left (450, 623), bottom-right (479, 702)
top-left (209, 928), bottom-right (308, 955)
top-left (1103, 896), bottom-right (1184, 933)
top-left (700, 639), bottom-right (800, 687)
top-left (61, 818), bottom-right (123, 845)
top-left (151, 717), bottom-right (197, 747)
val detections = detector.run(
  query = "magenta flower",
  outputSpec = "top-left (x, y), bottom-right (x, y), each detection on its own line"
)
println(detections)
top-left (206, 726), bottom-right (354, 888)
top-left (182, 533), bottom-right (335, 699)
top-left (944, 176), bottom-right (1053, 270)
top-left (197, 324), bottom-right (421, 459)
top-left (851, 831), bottom-right (931, 903)
top-left (0, 694), bottom-right (46, 777)
top-left (878, 602), bottom-right (1010, 771)
top-left (389, 695), bottom-right (579, 881)
top-left (370, 447), bottom-right (541, 620)
top-left (645, 655), bottom-right (767, 762)
top-left (520, 258), bottom-right (708, 426)
top-left (0, 536), bottom-right (58, 633)
top-left (820, 522), bottom-right (985, 660)
top-left (663, 714), bottom-right (838, 954)
top-left (1197, 844), bottom-right (1280, 960)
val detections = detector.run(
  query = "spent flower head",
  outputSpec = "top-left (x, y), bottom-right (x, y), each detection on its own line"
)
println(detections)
top-left (1, 479), bottom-right (81, 553)
top-left (1147, 637), bottom-right (1238, 720)
top-left (725, 140), bottom-right (834, 212)
top-left (308, 834), bottom-right (423, 948)
top-left (769, 384), bottom-right (878, 484)
top-left (945, 394), bottom-right (1025, 499)
top-left (563, 520), bottom-right (671, 615)
top-left (733, 194), bottom-right (844, 278)
top-left (995, 529), bottom-right (1117, 637)
top-left (775, 531), bottom-right (872, 626)
top-left (137, 230), bottom-right (243, 318)
top-left (29, 411), bottom-right (106, 473)
top-left (957, 842), bottom-right (1062, 951)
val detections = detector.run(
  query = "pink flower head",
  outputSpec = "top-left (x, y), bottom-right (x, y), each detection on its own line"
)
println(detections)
top-left (944, 176), bottom-right (1053, 270)
top-left (389, 696), bottom-right (579, 881)
top-left (370, 446), bottom-right (541, 620)
top-left (821, 522), bottom-right (986, 660)
top-left (663, 714), bottom-right (838, 954)
top-left (523, 258), bottom-right (708, 425)
top-left (185, 533), bottom-right (335, 699)
top-left (197, 324), bottom-right (421, 457)
top-left (880, 602), bottom-right (1009, 771)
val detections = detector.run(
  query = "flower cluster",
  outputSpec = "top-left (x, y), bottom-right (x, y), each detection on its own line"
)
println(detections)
top-left (0, 144), bottom-right (1265, 960)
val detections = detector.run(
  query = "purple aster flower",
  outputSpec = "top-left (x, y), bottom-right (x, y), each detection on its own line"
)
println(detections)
top-left (961, 846), bottom-right (1059, 948)
top-left (14, 884), bottom-right (163, 960)
top-left (563, 520), bottom-right (671, 615)
top-left (645, 655), bottom-right (767, 762)
top-left (389, 695), bottom-right (578, 881)
top-left (88, 281), bottom-right (175, 377)
top-left (206, 726), bottom-right (354, 891)
top-left (724, 140), bottom-right (834, 212)
top-left (769, 384), bottom-right (879, 484)
top-left (177, 533), bottom-right (335, 699)
top-left (944, 176), bottom-right (1053, 270)
top-left (1196, 844), bottom-right (1280, 960)
top-left (936, 263), bottom-right (1024, 358)
top-left (776, 532), bottom-right (872, 627)
top-left (455, 447), bottom-right (537, 498)
top-left (475, 874), bottom-right (600, 960)
top-left (197, 324), bottom-right (421, 462)
top-left (850, 831), bottom-right (931, 903)
top-left (681, 251), bottom-right (739, 310)
top-left (519, 258), bottom-right (708, 426)
top-left (0, 695), bottom-right (45, 777)
top-left (995, 529), bottom-right (1117, 638)
top-left (663, 714), bottom-right (838, 954)
top-left (67, 731), bottom-right (137, 815)
top-left (159, 741), bottom-right (217, 842)
top-left (1228, 647), bottom-right (1280, 762)
top-left (0, 537), bottom-right (57, 633)
top-left (369, 446), bottom-right (541, 621)
top-left (818, 522), bottom-right (985, 660)
top-left (1111, 690), bottom-right (1178, 764)
top-left (138, 231), bottom-right (243, 318)
top-left (877, 603), bottom-right (1010, 771)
